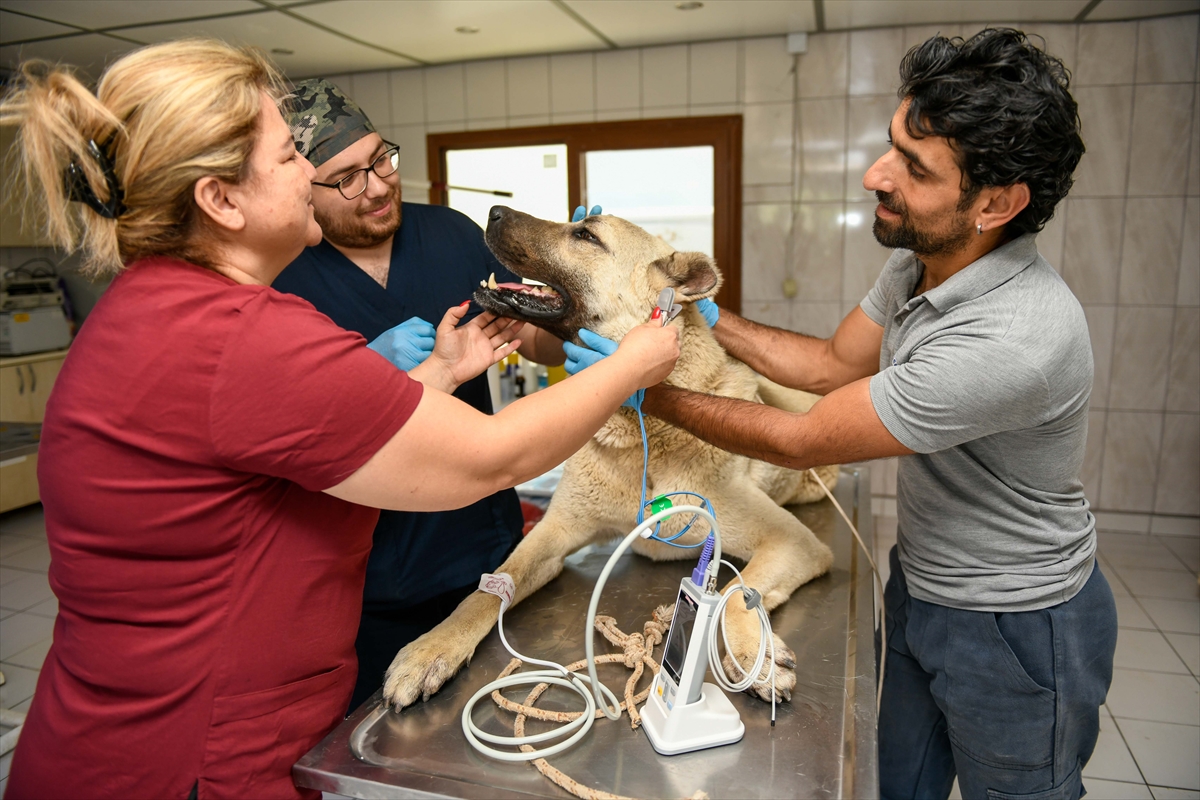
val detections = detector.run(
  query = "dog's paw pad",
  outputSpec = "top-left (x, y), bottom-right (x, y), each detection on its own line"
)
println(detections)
top-left (383, 640), bottom-right (466, 710)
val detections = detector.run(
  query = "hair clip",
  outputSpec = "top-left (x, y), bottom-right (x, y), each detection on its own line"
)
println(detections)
top-left (64, 138), bottom-right (126, 219)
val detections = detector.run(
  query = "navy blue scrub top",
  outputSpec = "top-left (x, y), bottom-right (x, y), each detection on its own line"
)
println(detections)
top-left (273, 202), bottom-right (524, 608)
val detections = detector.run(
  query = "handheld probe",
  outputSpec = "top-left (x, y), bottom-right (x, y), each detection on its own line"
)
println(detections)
top-left (650, 287), bottom-right (683, 326)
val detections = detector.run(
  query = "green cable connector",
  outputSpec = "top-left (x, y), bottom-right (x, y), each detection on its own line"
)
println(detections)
top-left (647, 495), bottom-right (673, 516)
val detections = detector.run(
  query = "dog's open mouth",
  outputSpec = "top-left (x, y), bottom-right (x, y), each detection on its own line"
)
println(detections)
top-left (474, 272), bottom-right (570, 321)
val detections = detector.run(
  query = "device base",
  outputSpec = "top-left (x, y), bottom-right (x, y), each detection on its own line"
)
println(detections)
top-left (639, 675), bottom-right (745, 756)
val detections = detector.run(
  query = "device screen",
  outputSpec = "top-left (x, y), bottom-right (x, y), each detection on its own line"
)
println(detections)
top-left (662, 589), bottom-right (699, 684)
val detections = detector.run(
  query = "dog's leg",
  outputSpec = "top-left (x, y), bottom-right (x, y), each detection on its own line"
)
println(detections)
top-left (381, 498), bottom-right (613, 710)
top-left (711, 484), bottom-right (834, 702)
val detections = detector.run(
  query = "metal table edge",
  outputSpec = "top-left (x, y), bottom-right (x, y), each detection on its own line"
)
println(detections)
top-left (845, 467), bottom-right (880, 800)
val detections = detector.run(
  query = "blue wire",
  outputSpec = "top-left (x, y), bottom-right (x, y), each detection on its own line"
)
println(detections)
top-left (634, 390), bottom-right (650, 524)
top-left (632, 396), bottom-right (714, 549)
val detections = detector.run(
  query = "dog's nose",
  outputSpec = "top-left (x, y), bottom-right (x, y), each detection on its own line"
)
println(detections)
top-left (489, 206), bottom-right (508, 224)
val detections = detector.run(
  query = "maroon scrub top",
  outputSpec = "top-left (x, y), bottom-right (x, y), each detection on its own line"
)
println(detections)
top-left (6, 258), bottom-right (423, 800)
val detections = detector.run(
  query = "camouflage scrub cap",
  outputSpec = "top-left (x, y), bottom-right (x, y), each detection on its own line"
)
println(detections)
top-left (286, 78), bottom-right (376, 168)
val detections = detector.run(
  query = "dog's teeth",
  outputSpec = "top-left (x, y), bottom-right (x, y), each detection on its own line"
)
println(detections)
top-left (487, 273), bottom-right (498, 290)
top-left (479, 279), bottom-right (486, 288)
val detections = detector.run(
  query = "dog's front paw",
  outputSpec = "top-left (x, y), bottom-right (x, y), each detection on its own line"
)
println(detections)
top-left (382, 632), bottom-right (474, 710)
top-left (721, 632), bottom-right (797, 703)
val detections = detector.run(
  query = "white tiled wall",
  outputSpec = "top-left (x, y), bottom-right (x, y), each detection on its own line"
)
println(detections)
top-left (1068, 16), bottom-right (1200, 517)
top-left (319, 14), bottom-right (1200, 515)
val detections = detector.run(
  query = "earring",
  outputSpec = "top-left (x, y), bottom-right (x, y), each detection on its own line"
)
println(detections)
top-left (977, 223), bottom-right (983, 235)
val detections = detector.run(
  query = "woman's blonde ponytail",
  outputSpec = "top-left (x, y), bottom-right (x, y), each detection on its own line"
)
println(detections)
top-left (0, 39), bottom-right (285, 277)
top-left (1, 62), bottom-right (124, 271)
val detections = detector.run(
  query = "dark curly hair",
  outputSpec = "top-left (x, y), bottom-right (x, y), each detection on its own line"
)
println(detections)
top-left (898, 28), bottom-right (1084, 237)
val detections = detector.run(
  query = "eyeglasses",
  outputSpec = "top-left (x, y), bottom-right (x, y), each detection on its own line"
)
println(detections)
top-left (311, 143), bottom-right (400, 200)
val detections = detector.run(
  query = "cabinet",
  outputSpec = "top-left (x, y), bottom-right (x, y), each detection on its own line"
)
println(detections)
top-left (1, 354), bottom-right (64, 422)
top-left (0, 453), bottom-right (39, 514)
top-left (0, 349), bottom-right (67, 512)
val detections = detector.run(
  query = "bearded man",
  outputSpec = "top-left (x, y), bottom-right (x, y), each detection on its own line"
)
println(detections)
top-left (273, 79), bottom-right (565, 712)
top-left (567, 29), bottom-right (1115, 800)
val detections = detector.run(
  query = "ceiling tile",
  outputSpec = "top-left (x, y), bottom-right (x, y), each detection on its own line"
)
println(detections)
top-left (0, 0), bottom-right (261, 31)
top-left (566, 0), bottom-right (816, 47)
top-left (1, 0), bottom-right (1194, 81)
top-left (824, 0), bottom-right (1089, 29)
top-left (1087, 0), bottom-right (1200, 21)
top-left (129, 10), bottom-right (420, 78)
top-left (292, 0), bottom-right (606, 64)
top-left (0, 9), bottom-right (79, 44)
top-left (0, 32), bottom-right (140, 77)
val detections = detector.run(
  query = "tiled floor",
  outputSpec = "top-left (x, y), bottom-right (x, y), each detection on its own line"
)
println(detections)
top-left (875, 515), bottom-right (1200, 800)
top-left (0, 504), bottom-right (54, 795)
top-left (1, 503), bottom-right (1197, 797)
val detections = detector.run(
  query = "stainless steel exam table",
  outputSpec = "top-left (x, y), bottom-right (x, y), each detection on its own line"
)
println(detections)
top-left (294, 467), bottom-right (879, 799)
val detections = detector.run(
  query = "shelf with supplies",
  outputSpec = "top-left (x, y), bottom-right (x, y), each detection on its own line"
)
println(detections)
top-left (1, 348), bottom-right (67, 513)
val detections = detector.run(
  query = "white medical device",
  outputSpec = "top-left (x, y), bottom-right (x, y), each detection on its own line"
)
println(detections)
top-left (639, 576), bottom-right (745, 755)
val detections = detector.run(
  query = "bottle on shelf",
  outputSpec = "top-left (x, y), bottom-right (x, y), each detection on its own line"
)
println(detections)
top-left (499, 354), bottom-right (516, 404)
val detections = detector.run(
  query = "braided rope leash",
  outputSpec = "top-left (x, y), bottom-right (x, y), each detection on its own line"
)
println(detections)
top-left (490, 604), bottom-right (710, 800)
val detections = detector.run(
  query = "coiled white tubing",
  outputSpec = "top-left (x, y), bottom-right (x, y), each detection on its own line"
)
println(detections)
top-left (460, 601), bottom-right (625, 762)
top-left (709, 560), bottom-right (776, 723)
top-left (463, 505), bottom-right (719, 761)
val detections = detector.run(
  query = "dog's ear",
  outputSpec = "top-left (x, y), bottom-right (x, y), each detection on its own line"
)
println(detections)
top-left (650, 251), bottom-right (723, 301)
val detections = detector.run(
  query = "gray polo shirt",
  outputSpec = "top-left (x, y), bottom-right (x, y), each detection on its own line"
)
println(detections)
top-left (862, 234), bottom-right (1096, 612)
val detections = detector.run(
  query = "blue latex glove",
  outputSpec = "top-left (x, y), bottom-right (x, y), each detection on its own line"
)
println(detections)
top-left (696, 298), bottom-right (720, 328)
top-left (368, 316), bottom-right (436, 371)
top-left (562, 328), bottom-right (642, 409)
top-left (571, 204), bottom-right (603, 222)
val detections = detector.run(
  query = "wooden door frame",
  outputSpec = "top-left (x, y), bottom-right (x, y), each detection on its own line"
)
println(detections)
top-left (426, 115), bottom-right (743, 313)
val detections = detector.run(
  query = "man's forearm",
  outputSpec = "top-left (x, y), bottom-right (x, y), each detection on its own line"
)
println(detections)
top-left (517, 326), bottom-right (566, 366)
top-left (713, 309), bottom-right (881, 396)
top-left (641, 379), bottom-right (912, 470)
top-left (641, 384), bottom-right (822, 470)
top-left (712, 312), bottom-right (837, 395)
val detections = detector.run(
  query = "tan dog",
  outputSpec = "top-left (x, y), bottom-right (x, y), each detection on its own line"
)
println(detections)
top-left (382, 207), bottom-right (836, 709)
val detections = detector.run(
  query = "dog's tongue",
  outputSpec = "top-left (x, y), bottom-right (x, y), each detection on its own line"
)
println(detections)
top-left (480, 273), bottom-right (560, 297)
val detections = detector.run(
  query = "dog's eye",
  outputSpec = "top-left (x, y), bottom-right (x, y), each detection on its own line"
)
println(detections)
top-left (574, 227), bottom-right (599, 244)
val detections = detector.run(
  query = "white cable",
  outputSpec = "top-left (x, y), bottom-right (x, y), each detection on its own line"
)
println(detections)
top-left (807, 468), bottom-right (887, 712)
top-left (710, 559), bottom-right (777, 725)
top-left (461, 601), bottom-right (623, 762)
top-left (584, 504), bottom-right (720, 720)
top-left (465, 501), bottom-right (800, 761)
top-left (463, 505), bottom-right (712, 760)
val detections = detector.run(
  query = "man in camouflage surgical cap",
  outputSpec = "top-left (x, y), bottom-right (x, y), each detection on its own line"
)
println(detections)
top-left (273, 78), bottom-right (566, 713)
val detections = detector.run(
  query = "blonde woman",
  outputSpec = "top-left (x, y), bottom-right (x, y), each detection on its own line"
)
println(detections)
top-left (0, 41), bottom-right (678, 800)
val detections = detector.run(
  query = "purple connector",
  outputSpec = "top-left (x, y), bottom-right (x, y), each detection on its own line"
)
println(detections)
top-left (691, 534), bottom-right (715, 587)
